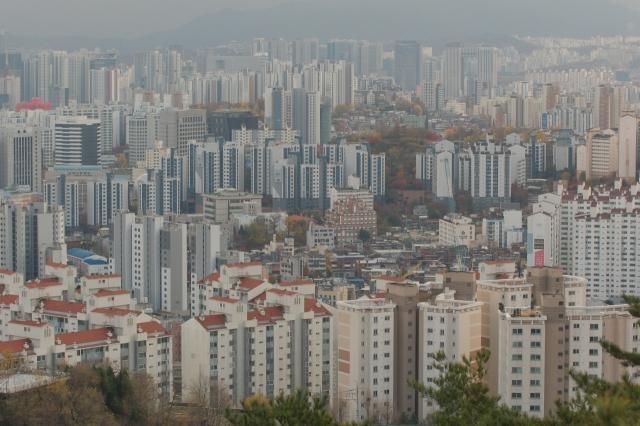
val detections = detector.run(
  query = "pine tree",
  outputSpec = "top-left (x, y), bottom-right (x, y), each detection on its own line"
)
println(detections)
top-left (408, 349), bottom-right (541, 426)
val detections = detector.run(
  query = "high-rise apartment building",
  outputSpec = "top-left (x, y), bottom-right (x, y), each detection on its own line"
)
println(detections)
top-left (0, 200), bottom-right (65, 280)
top-left (443, 43), bottom-right (463, 100)
top-left (618, 112), bottom-right (639, 181)
top-left (183, 264), bottom-right (334, 405)
top-left (418, 290), bottom-right (482, 419)
top-left (593, 83), bottom-right (624, 129)
top-left (337, 297), bottom-right (396, 422)
top-left (585, 128), bottom-right (618, 180)
top-left (470, 142), bottom-right (511, 213)
top-left (477, 46), bottom-right (498, 91)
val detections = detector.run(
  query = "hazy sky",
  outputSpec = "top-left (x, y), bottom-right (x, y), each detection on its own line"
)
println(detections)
top-left (3, 0), bottom-right (640, 39)
top-left (2, 0), bottom-right (290, 38)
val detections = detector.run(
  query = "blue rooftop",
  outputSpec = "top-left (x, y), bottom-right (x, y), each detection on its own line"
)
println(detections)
top-left (83, 258), bottom-right (109, 266)
top-left (67, 248), bottom-right (99, 260)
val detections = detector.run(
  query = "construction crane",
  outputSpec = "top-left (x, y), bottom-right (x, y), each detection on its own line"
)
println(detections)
top-left (402, 262), bottom-right (422, 279)
top-left (443, 157), bottom-right (468, 272)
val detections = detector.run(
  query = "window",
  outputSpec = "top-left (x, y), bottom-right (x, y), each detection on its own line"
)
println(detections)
top-left (531, 342), bottom-right (541, 348)
top-left (530, 367), bottom-right (541, 374)
top-left (531, 329), bottom-right (542, 335)
top-left (513, 328), bottom-right (523, 335)
top-left (530, 354), bottom-right (541, 361)
top-left (512, 367), bottom-right (522, 374)
top-left (530, 406), bottom-right (541, 412)
top-left (512, 354), bottom-right (523, 361)
top-left (590, 324), bottom-right (599, 330)
top-left (511, 393), bottom-right (522, 399)
top-left (589, 362), bottom-right (598, 368)
top-left (512, 342), bottom-right (523, 348)
top-left (512, 380), bottom-right (522, 386)
top-left (530, 393), bottom-right (541, 399)
top-left (589, 349), bottom-right (599, 356)
top-left (530, 380), bottom-right (541, 386)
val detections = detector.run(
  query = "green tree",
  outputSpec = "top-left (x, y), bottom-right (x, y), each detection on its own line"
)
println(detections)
top-left (226, 389), bottom-right (366, 426)
top-left (243, 222), bottom-right (269, 250)
top-left (358, 229), bottom-right (371, 242)
top-left (388, 215), bottom-right (402, 227)
top-left (409, 350), bottom-right (540, 426)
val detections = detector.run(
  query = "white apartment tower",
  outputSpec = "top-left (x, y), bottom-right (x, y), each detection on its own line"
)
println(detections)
top-left (337, 297), bottom-right (396, 422)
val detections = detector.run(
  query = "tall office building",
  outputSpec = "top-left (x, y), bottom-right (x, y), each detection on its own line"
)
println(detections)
top-left (89, 68), bottom-right (118, 103)
top-left (327, 39), bottom-right (357, 62)
top-left (394, 40), bottom-right (422, 91)
top-left (477, 46), bottom-right (497, 92)
top-left (0, 27), bottom-right (5, 53)
top-left (126, 109), bottom-right (160, 166)
top-left (0, 126), bottom-right (43, 193)
top-left (320, 98), bottom-right (332, 145)
top-left (267, 39), bottom-right (288, 61)
top-left (368, 43), bottom-right (383, 74)
top-left (443, 43), bottom-right (463, 100)
top-left (158, 108), bottom-right (207, 157)
top-left (292, 38), bottom-right (318, 65)
top-left (0, 75), bottom-right (21, 108)
top-left (54, 116), bottom-right (102, 165)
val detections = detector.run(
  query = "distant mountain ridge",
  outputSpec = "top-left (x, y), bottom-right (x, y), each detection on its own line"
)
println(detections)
top-left (4, 0), bottom-right (640, 53)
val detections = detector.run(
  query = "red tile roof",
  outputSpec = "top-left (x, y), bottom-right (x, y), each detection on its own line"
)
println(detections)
top-left (233, 277), bottom-right (264, 291)
top-left (304, 298), bottom-right (332, 316)
top-left (194, 314), bottom-right (227, 330)
top-left (247, 306), bottom-right (285, 323)
top-left (56, 328), bottom-right (117, 346)
top-left (0, 294), bottom-right (19, 305)
top-left (46, 261), bottom-right (69, 268)
top-left (0, 338), bottom-right (33, 353)
top-left (0, 269), bottom-right (17, 275)
top-left (224, 261), bottom-right (261, 268)
top-left (377, 275), bottom-right (405, 282)
top-left (40, 300), bottom-right (86, 315)
top-left (200, 272), bottom-right (220, 283)
top-left (210, 296), bottom-right (240, 303)
top-left (24, 278), bottom-right (61, 289)
top-left (249, 292), bottom-right (267, 304)
top-left (268, 288), bottom-right (296, 296)
top-left (93, 289), bottom-right (130, 297)
top-left (277, 279), bottom-right (314, 287)
top-left (9, 319), bottom-right (49, 328)
top-left (137, 321), bottom-right (169, 334)
top-left (85, 274), bottom-right (120, 280)
top-left (365, 292), bottom-right (386, 299)
top-left (92, 307), bottom-right (139, 316)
